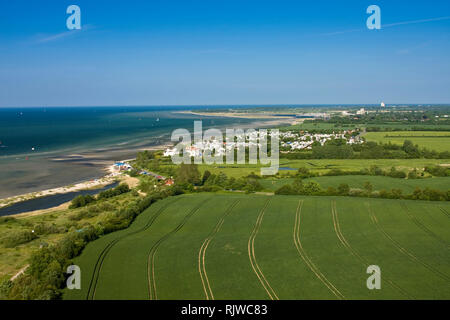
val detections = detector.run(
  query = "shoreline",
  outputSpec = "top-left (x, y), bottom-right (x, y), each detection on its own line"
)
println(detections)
top-left (0, 143), bottom-right (171, 209)
top-left (0, 114), bottom-right (294, 207)
top-left (175, 110), bottom-right (300, 122)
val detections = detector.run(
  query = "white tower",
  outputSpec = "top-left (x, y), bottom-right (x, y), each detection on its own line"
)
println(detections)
top-left (380, 102), bottom-right (385, 107)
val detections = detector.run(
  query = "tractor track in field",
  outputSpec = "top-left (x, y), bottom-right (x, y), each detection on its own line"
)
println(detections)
top-left (86, 197), bottom-right (181, 300)
top-left (247, 198), bottom-right (279, 300)
top-left (147, 198), bottom-right (210, 300)
top-left (293, 200), bottom-right (345, 300)
top-left (331, 200), bottom-right (414, 300)
top-left (198, 199), bottom-right (241, 300)
top-left (367, 202), bottom-right (450, 283)
top-left (439, 207), bottom-right (450, 219)
top-left (401, 202), bottom-right (450, 249)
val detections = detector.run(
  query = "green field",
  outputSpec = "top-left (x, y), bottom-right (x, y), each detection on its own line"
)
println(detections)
top-left (261, 176), bottom-right (450, 193)
top-left (364, 131), bottom-right (450, 152)
top-left (198, 158), bottom-right (450, 178)
top-left (282, 122), bottom-right (450, 132)
top-left (64, 193), bottom-right (450, 300)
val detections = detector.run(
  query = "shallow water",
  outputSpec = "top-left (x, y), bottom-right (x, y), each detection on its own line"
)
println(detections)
top-left (0, 106), bottom-right (259, 197)
top-left (0, 182), bottom-right (119, 217)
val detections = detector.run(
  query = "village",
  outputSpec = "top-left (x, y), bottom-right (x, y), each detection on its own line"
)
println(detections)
top-left (279, 130), bottom-right (362, 151)
top-left (161, 129), bottom-right (363, 156)
top-left (163, 130), bottom-right (266, 158)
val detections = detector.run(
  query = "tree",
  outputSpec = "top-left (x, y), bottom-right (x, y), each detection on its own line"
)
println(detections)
top-left (391, 188), bottom-right (403, 199)
top-left (292, 178), bottom-right (304, 193)
top-left (275, 185), bottom-right (295, 195)
top-left (363, 181), bottom-right (373, 195)
top-left (302, 181), bottom-right (322, 195)
top-left (201, 170), bottom-right (211, 185)
top-left (338, 183), bottom-right (350, 196)
top-left (297, 167), bottom-right (311, 178)
top-left (402, 140), bottom-right (418, 155)
top-left (176, 164), bottom-right (201, 185)
top-left (408, 169), bottom-right (418, 179)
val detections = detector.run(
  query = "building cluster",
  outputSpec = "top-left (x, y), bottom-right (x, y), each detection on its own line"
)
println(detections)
top-left (163, 131), bottom-right (270, 158)
top-left (113, 161), bottom-right (174, 185)
top-left (280, 130), bottom-right (361, 150)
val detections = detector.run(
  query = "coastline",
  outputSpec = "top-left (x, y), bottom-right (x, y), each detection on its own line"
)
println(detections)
top-left (0, 114), bottom-right (293, 208)
top-left (175, 110), bottom-right (301, 123)
top-left (0, 142), bottom-right (171, 208)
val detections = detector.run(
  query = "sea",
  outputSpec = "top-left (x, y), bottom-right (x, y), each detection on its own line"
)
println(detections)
top-left (0, 105), bottom-right (276, 198)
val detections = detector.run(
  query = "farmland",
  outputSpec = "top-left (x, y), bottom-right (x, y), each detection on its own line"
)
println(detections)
top-left (364, 131), bottom-right (450, 152)
top-left (196, 158), bottom-right (450, 178)
top-left (261, 176), bottom-right (450, 193)
top-left (64, 193), bottom-right (450, 300)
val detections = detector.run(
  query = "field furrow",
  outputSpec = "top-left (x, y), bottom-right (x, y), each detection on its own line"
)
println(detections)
top-left (63, 195), bottom-right (450, 300)
top-left (367, 202), bottom-right (450, 282)
top-left (198, 199), bottom-right (240, 300)
top-left (331, 200), bottom-right (413, 299)
top-left (293, 200), bottom-right (345, 299)
top-left (247, 198), bottom-right (279, 300)
top-left (148, 198), bottom-right (210, 300)
top-left (401, 202), bottom-right (450, 249)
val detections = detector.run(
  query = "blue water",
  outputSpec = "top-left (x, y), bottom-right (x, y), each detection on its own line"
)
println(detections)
top-left (0, 182), bottom-right (119, 216)
top-left (0, 106), bottom-right (267, 197)
top-left (0, 106), bottom-right (260, 157)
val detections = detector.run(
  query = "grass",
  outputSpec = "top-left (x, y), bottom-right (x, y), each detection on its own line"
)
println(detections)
top-left (260, 176), bottom-right (450, 193)
top-left (364, 131), bottom-right (450, 152)
top-left (0, 192), bottom-right (141, 280)
top-left (198, 158), bottom-right (450, 178)
top-left (64, 193), bottom-right (450, 300)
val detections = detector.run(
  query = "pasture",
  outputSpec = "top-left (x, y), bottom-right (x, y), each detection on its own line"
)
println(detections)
top-left (198, 158), bottom-right (450, 178)
top-left (364, 131), bottom-right (450, 152)
top-left (64, 193), bottom-right (450, 300)
top-left (260, 176), bottom-right (450, 193)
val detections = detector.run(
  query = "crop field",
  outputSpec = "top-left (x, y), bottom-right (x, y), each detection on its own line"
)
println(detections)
top-left (64, 194), bottom-right (450, 300)
top-left (261, 176), bottom-right (450, 193)
top-left (364, 131), bottom-right (450, 152)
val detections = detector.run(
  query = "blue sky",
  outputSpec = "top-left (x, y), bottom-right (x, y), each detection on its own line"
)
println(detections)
top-left (1, 0), bottom-right (449, 107)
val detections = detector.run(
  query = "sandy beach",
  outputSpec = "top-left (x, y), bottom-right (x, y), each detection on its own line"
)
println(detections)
top-left (175, 110), bottom-right (301, 126)
top-left (0, 113), bottom-right (293, 207)
top-left (0, 141), bottom-right (171, 208)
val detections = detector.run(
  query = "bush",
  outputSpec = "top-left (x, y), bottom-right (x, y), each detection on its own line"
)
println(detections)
top-left (69, 194), bottom-right (95, 209)
top-left (33, 223), bottom-right (66, 236)
top-left (297, 167), bottom-right (313, 178)
top-left (408, 170), bottom-right (419, 179)
top-left (1, 230), bottom-right (38, 248)
top-left (275, 185), bottom-right (296, 195)
top-left (424, 165), bottom-right (449, 177)
top-left (97, 183), bottom-right (130, 200)
top-left (0, 217), bottom-right (17, 225)
top-left (337, 183), bottom-right (350, 196)
top-left (387, 167), bottom-right (407, 179)
top-left (3, 190), bottom-right (175, 300)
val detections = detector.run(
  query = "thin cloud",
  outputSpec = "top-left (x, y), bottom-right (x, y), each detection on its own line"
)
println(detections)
top-left (33, 24), bottom-right (95, 44)
top-left (383, 16), bottom-right (450, 28)
top-left (320, 16), bottom-right (450, 36)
